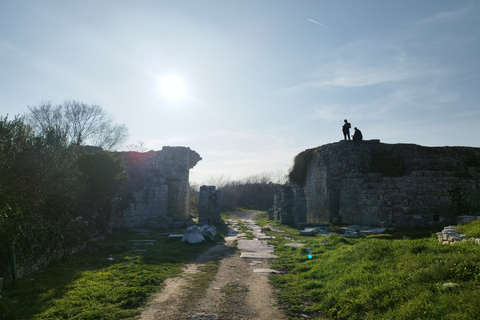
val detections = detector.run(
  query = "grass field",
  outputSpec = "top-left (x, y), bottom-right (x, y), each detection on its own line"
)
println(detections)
top-left (4, 213), bottom-right (480, 320)
top-left (0, 226), bottom-right (225, 320)
top-left (257, 214), bottom-right (480, 320)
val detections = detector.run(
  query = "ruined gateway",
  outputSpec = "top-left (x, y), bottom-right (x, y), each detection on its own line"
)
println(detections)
top-left (276, 140), bottom-right (480, 228)
top-left (114, 146), bottom-right (201, 229)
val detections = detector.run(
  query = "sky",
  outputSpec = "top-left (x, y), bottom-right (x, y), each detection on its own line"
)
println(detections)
top-left (1, 1), bottom-right (480, 185)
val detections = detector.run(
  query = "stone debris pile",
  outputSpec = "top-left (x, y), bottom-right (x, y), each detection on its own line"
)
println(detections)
top-left (437, 226), bottom-right (466, 244)
top-left (182, 225), bottom-right (217, 244)
top-left (297, 225), bottom-right (392, 238)
top-left (199, 224), bottom-right (217, 241)
top-left (436, 216), bottom-right (480, 244)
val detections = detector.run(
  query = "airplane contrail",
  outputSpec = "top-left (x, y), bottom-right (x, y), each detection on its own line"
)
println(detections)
top-left (308, 18), bottom-right (328, 28)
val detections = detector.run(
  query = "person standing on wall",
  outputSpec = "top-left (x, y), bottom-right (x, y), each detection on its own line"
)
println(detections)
top-left (342, 119), bottom-right (351, 140)
top-left (353, 127), bottom-right (363, 142)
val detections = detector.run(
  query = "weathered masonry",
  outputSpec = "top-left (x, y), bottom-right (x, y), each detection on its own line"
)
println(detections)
top-left (269, 184), bottom-right (307, 226)
top-left (114, 146), bottom-right (201, 229)
top-left (198, 185), bottom-right (222, 226)
top-left (287, 140), bottom-right (480, 228)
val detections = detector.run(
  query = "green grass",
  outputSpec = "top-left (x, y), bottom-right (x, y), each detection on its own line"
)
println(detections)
top-left (235, 220), bottom-right (255, 240)
top-left (220, 208), bottom-right (259, 220)
top-left (255, 214), bottom-right (480, 320)
top-left (458, 218), bottom-right (480, 238)
top-left (0, 225), bottom-right (226, 320)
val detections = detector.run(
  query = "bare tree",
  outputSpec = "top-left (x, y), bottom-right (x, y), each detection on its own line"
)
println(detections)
top-left (27, 101), bottom-right (128, 150)
top-left (28, 102), bottom-right (65, 136)
top-left (205, 174), bottom-right (232, 188)
top-left (125, 140), bottom-right (148, 152)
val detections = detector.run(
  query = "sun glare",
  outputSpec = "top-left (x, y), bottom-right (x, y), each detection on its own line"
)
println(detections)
top-left (160, 75), bottom-right (187, 100)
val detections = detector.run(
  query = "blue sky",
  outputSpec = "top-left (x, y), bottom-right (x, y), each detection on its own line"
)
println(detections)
top-left (1, 1), bottom-right (479, 184)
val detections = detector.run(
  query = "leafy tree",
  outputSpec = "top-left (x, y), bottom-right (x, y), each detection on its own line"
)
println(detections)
top-left (0, 115), bottom-right (80, 281)
top-left (0, 114), bottom-right (127, 282)
top-left (77, 151), bottom-right (126, 234)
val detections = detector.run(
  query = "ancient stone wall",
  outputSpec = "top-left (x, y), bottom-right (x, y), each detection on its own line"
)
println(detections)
top-left (291, 141), bottom-right (480, 228)
top-left (273, 186), bottom-right (293, 224)
top-left (197, 185), bottom-right (222, 225)
top-left (271, 183), bottom-right (307, 226)
top-left (114, 146), bottom-right (201, 229)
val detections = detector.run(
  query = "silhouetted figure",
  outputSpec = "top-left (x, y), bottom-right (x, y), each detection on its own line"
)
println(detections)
top-left (342, 119), bottom-right (351, 140)
top-left (353, 127), bottom-right (363, 142)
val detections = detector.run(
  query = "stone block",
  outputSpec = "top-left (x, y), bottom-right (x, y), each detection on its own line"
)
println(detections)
top-left (198, 186), bottom-right (221, 225)
top-left (299, 228), bottom-right (318, 236)
top-left (200, 225), bottom-right (217, 241)
top-left (168, 234), bottom-right (184, 242)
top-left (182, 226), bottom-right (205, 244)
top-left (457, 215), bottom-right (478, 225)
top-left (267, 208), bottom-right (274, 220)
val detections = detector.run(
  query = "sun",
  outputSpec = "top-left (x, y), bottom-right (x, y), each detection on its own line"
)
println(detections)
top-left (159, 75), bottom-right (187, 100)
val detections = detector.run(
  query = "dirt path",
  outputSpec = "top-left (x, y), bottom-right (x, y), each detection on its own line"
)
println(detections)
top-left (138, 211), bottom-right (288, 320)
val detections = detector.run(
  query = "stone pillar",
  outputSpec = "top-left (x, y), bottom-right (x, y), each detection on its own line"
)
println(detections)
top-left (198, 185), bottom-right (222, 225)
top-left (161, 146), bottom-right (202, 220)
top-left (273, 186), bottom-right (294, 224)
top-left (272, 184), bottom-right (307, 227)
top-left (291, 183), bottom-right (307, 226)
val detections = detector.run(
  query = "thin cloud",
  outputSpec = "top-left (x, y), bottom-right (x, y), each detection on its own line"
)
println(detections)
top-left (280, 63), bottom-right (422, 93)
top-left (307, 104), bottom-right (345, 121)
top-left (415, 4), bottom-right (473, 26)
top-left (307, 18), bottom-right (329, 28)
top-left (280, 18), bottom-right (460, 94)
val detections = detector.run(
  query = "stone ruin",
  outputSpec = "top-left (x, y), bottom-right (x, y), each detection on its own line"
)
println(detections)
top-left (268, 184), bottom-right (306, 226)
top-left (198, 185), bottom-right (222, 225)
top-left (272, 141), bottom-right (480, 228)
top-left (114, 146), bottom-right (201, 230)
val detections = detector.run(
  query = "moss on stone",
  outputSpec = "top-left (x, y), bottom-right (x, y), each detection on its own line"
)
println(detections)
top-left (289, 148), bottom-right (316, 186)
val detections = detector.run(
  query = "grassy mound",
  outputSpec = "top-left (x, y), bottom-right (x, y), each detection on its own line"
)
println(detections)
top-left (257, 214), bottom-right (480, 319)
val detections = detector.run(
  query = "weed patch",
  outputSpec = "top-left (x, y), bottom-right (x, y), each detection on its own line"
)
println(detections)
top-left (236, 220), bottom-right (255, 239)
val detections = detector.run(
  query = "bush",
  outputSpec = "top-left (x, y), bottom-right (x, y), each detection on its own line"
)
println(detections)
top-left (209, 172), bottom-right (286, 211)
top-left (0, 114), bottom-right (126, 282)
top-left (288, 148), bottom-right (316, 186)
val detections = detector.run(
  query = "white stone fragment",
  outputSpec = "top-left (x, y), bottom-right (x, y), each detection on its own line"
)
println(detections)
top-left (182, 225), bottom-right (205, 244)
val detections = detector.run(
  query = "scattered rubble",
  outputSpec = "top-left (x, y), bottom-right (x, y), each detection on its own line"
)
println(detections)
top-left (182, 225), bottom-right (205, 244)
top-left (200, 225), bottom-right (217, 241)
top-left (297, 224), bottom-right (393, 238)
top-left (437, 226), bottom-right (467, 244)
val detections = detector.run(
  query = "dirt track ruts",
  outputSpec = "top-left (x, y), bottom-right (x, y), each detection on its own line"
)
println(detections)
top-left (138, 211), bottom-right (287, 320)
